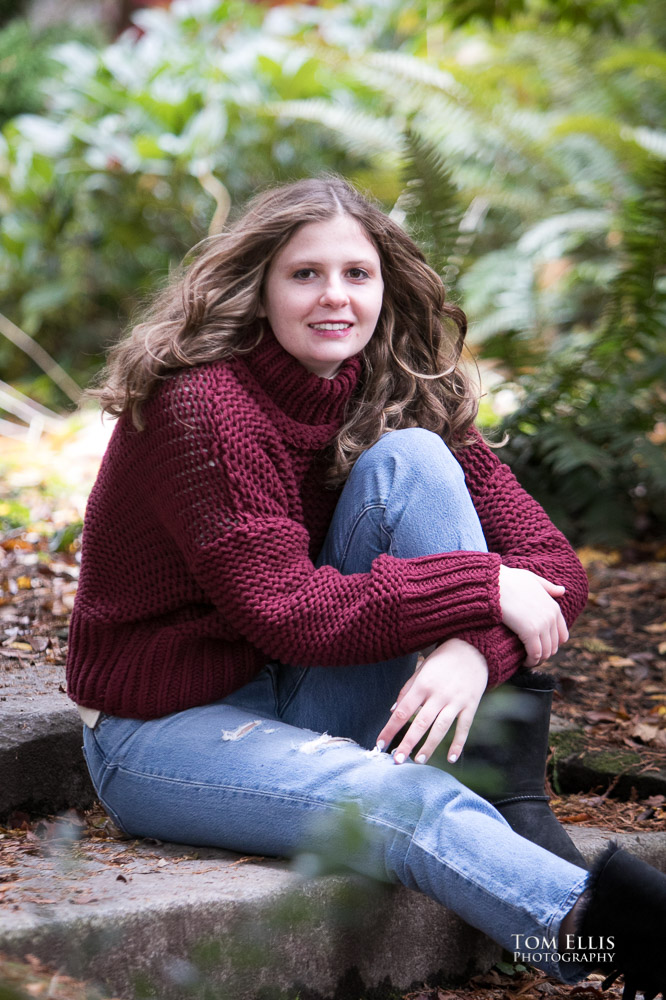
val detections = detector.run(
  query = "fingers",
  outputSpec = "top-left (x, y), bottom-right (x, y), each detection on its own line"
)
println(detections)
top-left (378, 690), bottom-right (480, 766)
top-left (374, 702), bottom-right (411, 753)
top-left (535, 575), bottom-right (566, 597)
top-left (375, 638), bottom-right (488, 766)
top-left (375, 684), bottom-right (429, 753)
top-left (390, 694), bottom-right (481, 766)
top-left (374, 673), bottom-right (420, 750)
top-left (522, 604), bottom-right (569, 666)
top-left (391, 701), bottom-right (449, 764)
top-left (522, 630), bottom-right (543, 667)
top-left (442, 705), bottom-right (477, 764)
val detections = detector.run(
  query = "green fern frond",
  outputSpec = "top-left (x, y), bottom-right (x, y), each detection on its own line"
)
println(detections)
top-left (398, 126), bottom-right (465, 280)
top-left (517, 210), bottom-right (611, 254)
top-left (267, 99), bottom-right (401, 156)
top-left (596, 47), bottom-right (666, 77)
top-left (363, 50), bottom-right (463, 98)
top-left (598, 159), bottom-right (666, 353)
top-left (468, 305), bottom-right (534, 342)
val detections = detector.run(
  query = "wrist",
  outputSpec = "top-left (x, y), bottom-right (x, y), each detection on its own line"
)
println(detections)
top-left (436, 637), bottom-right (489, 669)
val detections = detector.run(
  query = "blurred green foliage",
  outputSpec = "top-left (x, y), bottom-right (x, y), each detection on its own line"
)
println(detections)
top-left (0, 498), bottom-right (30, 529)
top-left (0, 0), bottom-right (663, 541)
top-left (0, 18), bottom-right (103, 125)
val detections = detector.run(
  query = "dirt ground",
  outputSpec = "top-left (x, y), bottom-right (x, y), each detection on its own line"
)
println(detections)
top-left (546, 547), bottom-right (666, 831)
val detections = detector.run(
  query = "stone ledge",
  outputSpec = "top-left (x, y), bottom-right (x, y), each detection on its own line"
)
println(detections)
top-left (0, 695), bottom-right (94, 821)
top-left (549, 725), bottom-right (666, 800)
top-left (0, 839), bottom-right (501, 1000)
top-left (2, 829), bottom-right (666, 999)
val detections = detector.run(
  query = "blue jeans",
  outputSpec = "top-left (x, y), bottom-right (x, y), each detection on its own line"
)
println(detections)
top-left (83, 429), bottom-right (587, 981)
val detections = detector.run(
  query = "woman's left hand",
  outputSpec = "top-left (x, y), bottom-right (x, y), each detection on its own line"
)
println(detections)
top-left (375, 638), bottom-right (489, 766)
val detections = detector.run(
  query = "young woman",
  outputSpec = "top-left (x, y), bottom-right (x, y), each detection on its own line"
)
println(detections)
top-left (66, 177), bottom-right (666, 998)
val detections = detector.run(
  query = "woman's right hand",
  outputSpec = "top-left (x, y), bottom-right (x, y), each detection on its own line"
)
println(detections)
top-left (498, 564), bottom-right (569, 667)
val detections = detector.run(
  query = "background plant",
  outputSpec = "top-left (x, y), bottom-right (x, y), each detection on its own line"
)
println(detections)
top-left (0, 0), bottom-right (663, 542)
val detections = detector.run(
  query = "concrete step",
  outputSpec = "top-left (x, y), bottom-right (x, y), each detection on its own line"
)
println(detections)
top-left (3, 690), bottom-right (666, 999)
top-left (2, 829), bottom-right (666, 1000)
top-left (0, 836), bottom-right (502, 1000)
top-left (0, 693), bottom-right (95, 822)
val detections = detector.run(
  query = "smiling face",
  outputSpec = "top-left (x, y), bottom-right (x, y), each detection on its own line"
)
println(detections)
top-left (259, 214), bottom-right (384, 378)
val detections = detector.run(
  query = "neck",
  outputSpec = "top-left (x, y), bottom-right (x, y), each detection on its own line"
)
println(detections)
top-left (236, 330), bottom-right (362, 427)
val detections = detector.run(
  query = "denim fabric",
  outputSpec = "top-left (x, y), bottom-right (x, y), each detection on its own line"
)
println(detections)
top-left (275, 427), bottom-right (488, 746)
top-left (82, 428), bottom-right (587, 981)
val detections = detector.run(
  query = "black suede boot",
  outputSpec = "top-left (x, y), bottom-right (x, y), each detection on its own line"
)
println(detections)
top-left (575, 842), bottom-right (666, 999)
top-left (461, 669), bottom-right (587, 868)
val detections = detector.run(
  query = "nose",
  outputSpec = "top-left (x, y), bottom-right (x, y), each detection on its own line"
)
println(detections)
top-left (319, 275), bottom-right (350, 308)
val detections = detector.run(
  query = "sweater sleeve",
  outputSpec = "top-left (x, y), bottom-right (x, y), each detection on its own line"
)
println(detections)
top-left (451, 430), bottom-right (589, 685)
top-left (143, 381), bottom-right (504, 669)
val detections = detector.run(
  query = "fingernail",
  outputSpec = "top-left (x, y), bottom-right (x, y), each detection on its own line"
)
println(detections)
top-left (394, 752), bottom-right (405, 764)
top-left (416, 754), bottom-right (427, 764)
top-left (390, 702), bottom-right (397, 712)
top-left (376, 740), bottom-right (385, 751)
top-left (448, 753), bottom-right (458, 763)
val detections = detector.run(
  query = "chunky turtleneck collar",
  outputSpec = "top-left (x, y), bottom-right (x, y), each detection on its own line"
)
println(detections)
top-left (236, 329), bottom-right (362, 429)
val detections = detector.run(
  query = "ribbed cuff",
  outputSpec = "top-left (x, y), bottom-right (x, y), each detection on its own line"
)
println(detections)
top-left (454, 626), bottom-right (526, 687)
top-left (392, 550), bottom-right (503, 654)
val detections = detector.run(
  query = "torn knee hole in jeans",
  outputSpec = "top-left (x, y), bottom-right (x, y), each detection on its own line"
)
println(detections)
top-left (295, 733), bottom-right (356, 754)
top-left (220, 721), bottom-right (276, 741)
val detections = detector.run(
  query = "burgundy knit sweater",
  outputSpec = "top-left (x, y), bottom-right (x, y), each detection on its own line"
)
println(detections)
top-left (66, 333), bottom-right (588, 719)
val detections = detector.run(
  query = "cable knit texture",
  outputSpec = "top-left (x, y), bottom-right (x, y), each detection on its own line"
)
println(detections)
top-left (66, 333), bottom-right (588, 719)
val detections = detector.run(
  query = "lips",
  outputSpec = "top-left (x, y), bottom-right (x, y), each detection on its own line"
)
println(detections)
top-left (308, 322), bottom-right (354, 331)
top-left (308, 322), bottom-right (354, 340)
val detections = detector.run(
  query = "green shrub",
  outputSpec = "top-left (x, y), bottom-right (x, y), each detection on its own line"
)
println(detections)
top-left (494, 163), bottom-right (666, 543)
top-left (0, 0), bottom-right (663, 541)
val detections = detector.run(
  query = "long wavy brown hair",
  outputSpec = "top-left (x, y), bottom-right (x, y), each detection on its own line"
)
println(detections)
top-left (93, 175), bottom-right (479, 484)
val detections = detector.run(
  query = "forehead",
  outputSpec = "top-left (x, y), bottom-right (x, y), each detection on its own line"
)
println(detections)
top-left (275, 214), bottom-right (380, 264)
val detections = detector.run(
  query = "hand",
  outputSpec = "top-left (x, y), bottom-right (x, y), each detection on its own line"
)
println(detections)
top-left (499, 564), bottom-right (569, 667)
top-left (375, 638), bottom-right (489, 766)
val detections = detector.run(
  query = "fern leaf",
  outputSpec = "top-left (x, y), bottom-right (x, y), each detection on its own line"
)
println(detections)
top-left (267, 99), bottom-right (401, 156)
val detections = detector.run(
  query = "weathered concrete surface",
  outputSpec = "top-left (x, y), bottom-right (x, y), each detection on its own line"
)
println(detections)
top-left (3, 690), bottom-right (666, 999)
top-left (0, 693), bottom-right (94, 822)
top-left (0, 839), bottom-right (501, 1000)
top-left (568, 826), bottom-right (666, 871)
top-left (2, 828), bottom-right (666, 999)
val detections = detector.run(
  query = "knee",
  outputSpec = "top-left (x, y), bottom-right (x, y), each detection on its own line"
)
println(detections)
top-left (356, 428), bottom-right (465, 486)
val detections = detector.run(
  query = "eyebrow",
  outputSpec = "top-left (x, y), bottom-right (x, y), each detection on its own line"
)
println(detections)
top-left (285, 259), bottom-right (378, 269)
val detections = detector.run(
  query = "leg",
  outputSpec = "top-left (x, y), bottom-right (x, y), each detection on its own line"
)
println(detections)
top-left (83, 699), bottom-right (587, 984)
top-left (278, 428), bottom-right (583, 866)
top-left (278, 428), bottom-right (487, 747)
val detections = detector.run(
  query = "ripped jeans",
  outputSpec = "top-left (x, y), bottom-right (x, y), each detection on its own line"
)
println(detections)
top-left (82, 429), bottom-right (587, 980)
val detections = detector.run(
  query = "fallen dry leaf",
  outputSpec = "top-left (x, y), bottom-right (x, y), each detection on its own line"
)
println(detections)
top-left (631, 722), bottom-right (664, 744)
top-left (604, 655), bottom-right (636, 668)
top-left (644, 621), bottom-right (666, 634)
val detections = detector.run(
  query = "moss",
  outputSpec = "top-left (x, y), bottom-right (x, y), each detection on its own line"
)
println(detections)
top-left (548, 729), bottom-right (644, 795)
top-left (550, 729), bottom-right (641, 773)
top-left (579, 749), bottom-right (642, 773)
top-left (549, 728), bottom-right (586, 760)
